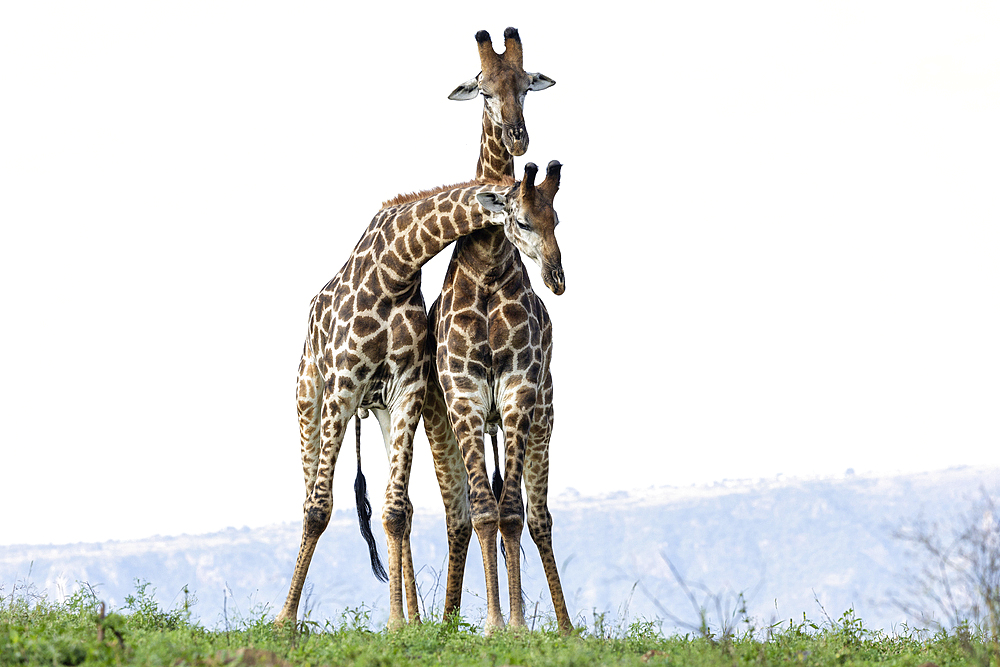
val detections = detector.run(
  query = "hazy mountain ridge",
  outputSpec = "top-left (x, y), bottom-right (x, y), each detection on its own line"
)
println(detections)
top-left (3, 467), bottom-right (997, 632)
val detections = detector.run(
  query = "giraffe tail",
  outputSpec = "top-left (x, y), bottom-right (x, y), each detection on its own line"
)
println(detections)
top-left (354, 415), bottom-right (388, 583)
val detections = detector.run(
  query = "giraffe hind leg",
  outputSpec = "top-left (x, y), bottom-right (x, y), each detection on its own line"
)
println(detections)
top-left (523, 408), bottom-right (572, 636)
top-left (296, 353), bottom-right (323, 494)
top-left (401, 495), bottom-right (421, 624)
top-left (490, 430), bottom-right (530, 623)
top-left (450, 401), bottom-right (505, 633)
top-left (498, 407), bottom-right (531, 630)
top-left (423, 378), bottom-right (472, 621)
top-left (376, 397), bottom-right (422, 629)
top-left (275, 380), bottom-right (354, 626)
top-left (490, 430), bottom-right (528, 568)
top-left (274, 353), bottom-right (322, 627)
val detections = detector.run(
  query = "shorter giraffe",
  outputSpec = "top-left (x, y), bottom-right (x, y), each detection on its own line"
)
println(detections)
top-left (421, 28), bottom-right (572, 636)
top-left (423, 160), bottom-right (570, 635)
top-left (275, 165), bottom-right (565, 630)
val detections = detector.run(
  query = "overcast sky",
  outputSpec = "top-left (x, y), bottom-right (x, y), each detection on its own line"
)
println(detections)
top-left (2, 2), bottom-right (998, 547)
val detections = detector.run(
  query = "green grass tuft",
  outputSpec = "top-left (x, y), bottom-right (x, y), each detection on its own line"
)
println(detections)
top-left (2, 577), bottom-right (997, 666)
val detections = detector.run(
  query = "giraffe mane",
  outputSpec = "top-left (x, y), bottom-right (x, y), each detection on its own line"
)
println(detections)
top-left (380, 175), bottom-right (516, 210)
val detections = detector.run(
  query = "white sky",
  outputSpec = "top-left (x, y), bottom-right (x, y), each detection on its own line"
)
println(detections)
top-left (1, 2), bottom-right (998, 546)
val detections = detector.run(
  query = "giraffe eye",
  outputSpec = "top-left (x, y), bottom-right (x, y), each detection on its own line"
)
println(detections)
top-left (516, 220), bottom-right (531, 231)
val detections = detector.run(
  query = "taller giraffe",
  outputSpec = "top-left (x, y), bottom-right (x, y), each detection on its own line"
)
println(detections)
top-left (274, 169), bottom-right (566, 630)
top-left (422, 28), bottom-right (573, 635)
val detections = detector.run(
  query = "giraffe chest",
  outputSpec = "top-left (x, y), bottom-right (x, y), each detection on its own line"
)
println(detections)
top-left (435, 282), bottom-right (547, 387)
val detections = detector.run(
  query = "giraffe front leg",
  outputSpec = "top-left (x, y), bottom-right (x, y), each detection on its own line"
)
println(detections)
top-left (276, 381), bottom-right (352, 626)
top-left (423, 378), bottom-right (472, 621)
top-left (498, 405), bottom-right (531, 630)
top-left (524, 405), bottom-right (572, 636)
top-left (380, 396), bottom-right (422, 630)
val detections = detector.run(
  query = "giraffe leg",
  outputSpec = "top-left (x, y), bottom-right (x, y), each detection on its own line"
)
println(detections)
top-left (379, 394), bottom-right (422, 630)
top-left (498, 403), bottom-right (531, 630)
top-left (373, 407), bottom-right (420, 626)
top-left (295, 353), bottom-right (323, 493)
top-left (423, 377), bottom-right (472, 621)
top-left (401, 495), bottom-right (421, 624)
top-left (276, 374), bottom-right (352, 626)
top-left (523, 403), bottom-right (572, 636)
top-left (451, 404), bottom-right (504, 634)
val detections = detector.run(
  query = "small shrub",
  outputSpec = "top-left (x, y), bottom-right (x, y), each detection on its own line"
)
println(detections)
top-left (122, 579), bottom-right (187, 631)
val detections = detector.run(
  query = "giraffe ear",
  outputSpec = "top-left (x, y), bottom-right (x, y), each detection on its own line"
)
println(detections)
top-left (476, 192), bottom-right (507, 214)
top-left (527, 73), bottom-right (555, 91)
top-left (448, 77), bottom-right (481, 101)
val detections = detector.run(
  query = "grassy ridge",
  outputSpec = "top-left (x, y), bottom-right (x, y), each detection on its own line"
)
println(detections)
top-left (2, 580), bottom-right (995, 666)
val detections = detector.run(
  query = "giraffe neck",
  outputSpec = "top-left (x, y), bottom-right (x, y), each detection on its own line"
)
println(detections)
top-left (461, 107), bottom-right (518, 276)
top-left (475, 107), bottom-right (515, 182)
top-left (372, 183), bottom-right (508, 287)
top-left (453, 225), bottom-right (521, 280)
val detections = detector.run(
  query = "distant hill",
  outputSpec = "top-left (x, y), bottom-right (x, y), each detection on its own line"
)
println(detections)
top-left (3, 467), bottom-right (997, 633)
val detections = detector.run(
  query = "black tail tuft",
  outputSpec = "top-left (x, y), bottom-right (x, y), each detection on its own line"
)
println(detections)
top-left (354, 418), bottom-right (388, 583)
top-left (355, 462), bottom-right (388, 582)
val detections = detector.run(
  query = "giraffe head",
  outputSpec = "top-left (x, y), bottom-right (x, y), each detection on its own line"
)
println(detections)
top-left (477, 161), bottom-right (566, 295)
top-left (448, 28), bottom-right (555, 157)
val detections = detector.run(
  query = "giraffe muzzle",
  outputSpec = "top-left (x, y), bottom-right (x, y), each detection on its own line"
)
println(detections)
top-left (544, 266), bottom-right (566, 295)
top-left (503, 124), bottom-right (529, 156)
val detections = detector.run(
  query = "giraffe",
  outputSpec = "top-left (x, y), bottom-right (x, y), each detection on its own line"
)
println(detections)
top-left (274, 164), bottom-right (566, 630)
top-left (421, 28), bottom-right (573, 636)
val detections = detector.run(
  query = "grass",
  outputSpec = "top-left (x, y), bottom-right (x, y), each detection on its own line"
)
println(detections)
top-left (2, 578), bottom-right (997, 666)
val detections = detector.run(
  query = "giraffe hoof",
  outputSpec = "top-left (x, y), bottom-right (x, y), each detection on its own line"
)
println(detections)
top-left (272, 611), bottom-right (295, 629)
top-left (506, 622), bottom-right (529, 635)
top-left (483, 616), bottom-right (506, 637)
